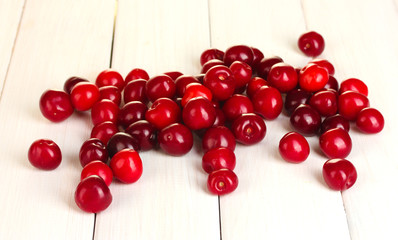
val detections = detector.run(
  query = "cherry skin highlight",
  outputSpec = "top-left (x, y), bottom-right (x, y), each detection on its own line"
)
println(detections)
top-left (319, 128), bottom-right (352, 159)
top-left (109, 149), bottom-right (143, 184)
top-left (28, 139), bottom-right (62, 170)
top-left (202, 147), bottom-right (236, 174)
top-left (356, 107), bottom-right (384, 133)
top-left (40, 89), bottom-right (74, 122)
top-left (322, 158), bottom-right (357, 191)
top-left (74, 175), bottom-right (112, 213)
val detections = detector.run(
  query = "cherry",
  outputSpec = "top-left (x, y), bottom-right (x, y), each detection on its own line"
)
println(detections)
top-left (39, 90), bottom-right (74, 122)
top-left (284, 89), bottom-right (312, 114)
top-left (200, 48), bottom-right (224, 66)
top-left (81, 160), bottom-right (113, 186)
top-left (107, 132), bottom-right (140, 158)
top-left (125, 68), bottom-right (150, 84)
top-left (324, 75), bottom-right (339, 92)
top-left (28, 139), bottom-right (62, 170)
top-left (223, 45), bottom-right (254, 66)
top-left (203, 65), bottom-right (236, 101)
top-left (339, 78), bottom-right (368, 96)
top-left (222, 94), bottom-right (254, 121)
top-left (202, 147), bottom-right (236, 173)
top-left (158, 123), bottom-right (193, 156)
top-left (201, 59), bottom-right (225, 74)
top-left (309, 59), bottom-right (335, 75)
top-left (175, 75), bottom-right (200, 97)
top-left (321, 114), bottom-right (350, 134)
top-left (298, 31), bottom-right (325, 57)
top-left (90, 121), bottom-right (118, 145)
top-left (202, 126), bottom-right (236, 153)
top-left (117, 101), bottom-right (147, 129)
top-left (231, 113), bottom-right (266, 145)
top-left (74, 175), bottom-right (112, 213)
top-left (299, 63), bottom-right (329, 92)
top-left (123, 79), bottom-right (148, 104)
top-left (63, 76), bottom-right (89, 94)
top-left (145, 98), bottom-right (181, 130)
top-left (70, 82), bottom-right (100, 111)
top-left (164, 71), bottom-right (183, 81)
top-left (207, 169), bottom-right (238, 195)
top-left (290, 104), bottom-right (321, 135)
top-left (308, 90), bottom-right (338, 117)
top-left (229, 61), bottom-right (252, 89)
top-left (96, 69), bottom-right (125, 91)
top-left (338, 91), bottom-right (370, 121)
top-left (213, 108), bottom-right (227, 127)
top-left (256, 56), bottom-right (283, 80)
top-left (322, 158), bottom-right (357, 191)
top-left (99, 86), bottom-right (121, 106)
top-left (250, 47), bottom-right (264, 69)
top-left (182, 97), bottom-right (216, 130)
top-left (251, 86), bottom-right (283, 120)
top-left (91, 99), bottom-right (119, 126)
top-left (267, 63), bottom-right (298, 92)
top-left (181, 82), bottom-right (212, 107)
top-left (145, 75), bottom-right (176, 102)
top-left (79, 138), bottom-right (108, 167)
top-left (279, 132), bottom-right (310, 163)
top-left (320, 128), bottom-right (352, 159)
top-left (125, 120), bottom-right (157, 151)
top-left (356, 107), bottom-right (384, 134)
top-left (246, 77), bottom-right (268, 99)
top-left (109, 149), bottom-right (143, 184)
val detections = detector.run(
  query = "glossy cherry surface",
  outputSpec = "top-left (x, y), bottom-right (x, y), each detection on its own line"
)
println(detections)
top-left (175, 75), bottom-right (200, 97)
top-left (40, 90), bottom-right (74, 122)
top-left (246, 77), bottom-right (268, 99)
top-left (79, 138), bottom-right (108, 167)
top-left (28, 139), bottom-right (62, 170)
top-left (339, 78), bottom-right (368, 96)
top-left (207, 169), bottom-right (238, 195)
top-left (109, 149), bottom-right (143, 184)
top-left (250, 47), bottom-right (264, 69)
top-left (231, 113), bottom-right (266, 145)
top-left (125, 68), bottom-right (150, 84)
top-left (324, 75), bottom-right (339, 91)
top-left (213, 108), bottom-right (226, 127)
top-left (182, 97), bottom-right (216, 130)
top-left (309, 59), bottom-right (335, 75)
top-left (203, 65), bottom-right (236, 101)
top-left (356, 107), bottom-right (384, 133)
top-left (298, 31), bottom-right (325, 57)
top-left (319, 128), bottom-right (352, 159)
top-left (202, 126), bottom-right (236, 153)
top-left (201, 59), bottom-right (225, 74)
top-left (290, 104), bottom-right (321, 135)
top-left (338, 91), bottom-right (370, 121)
top-left (229, 61), bottom-right (252, 88)
top-left (145, 75), bottom-right (176, 102)
top-left (64, 76), bottom-right (89, 94)
top-left (268, 63), bottom-right (298, 92)
top-left (321, 114), bottom-right (350, 134)
top-left (222, 94), bottom-right (254, 121)
top-left (107, 132), bottom-right (140, 158)
top-left (70, 82), bottom-right (100, 111)
top-left (117, 101), bottom-right (147, 129)
top-left (91, 99), bottom-right (119, 126)
top-left (322, 158), bottom-right (357, 191)
top-left (145, 98), bottom-right (181, 130)
top-left (308, 90), bottom-right (338, 116)
top-left (256, 56), bottom-right (284, 80)
top-left (123, 79), bottom-right (148, 104)
top-left (81, 160), bottom-right (113, 186)
top-left (200, 48), bottom-right (224, 66)
top-left (90, 121), bottom-right (118, 145)
top-left (74, 175), bottom-right (112, 213)
top-left (299, 63), bottom-right (329, 92)
top-left (99, 86), bottom-right (121, 106)
top-left (279, 132), bottom-right (310, 163)
top-left (164, 71), bottom-right (183, 80)
top-left (181, 82), bottom-right (212, 107)
top-left (125, 120), bottom-right (157, 151)
top-left (251, 86), bottom-right (283, 120)
top-left (202, 147), bottom-right (236, 174)
top-left (96, 69), bottom-right (125, 91)
top-left (223, 45), bottom-right (254, 66)
top-left (284, 89), bottom-right (312, 114)
top-left (158, 123), bottom-right (193, 156)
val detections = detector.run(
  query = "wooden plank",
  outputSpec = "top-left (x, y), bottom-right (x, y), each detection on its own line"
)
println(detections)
top-left (208, 0), bottom-right (351, 239)
top-left (0, 0), bottom-right (115, 239)
top-left (301, 0), bottom-right (398, 239)
top-left (0, 0), bottom-right (25, 93)
top-left (94, 0), bottom-right (220, 239)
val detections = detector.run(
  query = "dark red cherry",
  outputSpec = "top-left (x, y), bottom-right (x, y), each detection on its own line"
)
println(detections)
top-left (298, 31), bottom-right (325, 57)
top-left (207, 169), bottom-right (238, 195)
top-left (64, 76), bottom-right (89, 94)
top-left (323, 158), bottom-right (357, 191)
top-left (40, 89), bottom-right (74, 122)
top-left (201, 59), bottom-right (225, 74)
top-left (91, 99), bottom-right (119, 126)
top-left (321, 114), bottom-right (350, 134)
top-left (81, 161), bottom-right (113, 187)
top-left (231, 113), bottom-right (266, 145)
top-left (279, 132), bottom-right (310, 163)
top-left (203, 65), bottom-right (236, 101)
top-left (125, 120), bottom-right (157, 151)
top-left (90, 121), bottom-right (118, 145)
top-left (202, 126), bottom-right (236, 153)
top-left (223, 45), bottom-right (254, 66)
top-left (309, 59), bottom-right (335, 76)
top-left (222, 94), bottom-right (254, 121)
top-left (256, 56), bottom-right (283, 80)
top-left (290, 104), bottom-right (321, 135)
top-left (145, 75), bottom-right (176, 102)
top-left (200, 48), bottom-right (225, 66)
top-left (356, 108), bottom-right (384, 134)
top-left (125, 68), bottom-right (150, 84)
top-left (74, 175), bottom-right (112, 213)
top-left (123, 79), bottom-right (148, 104)
top-left (308, 90), bottom-right (338, 117)
top-left (99, 86), bottom-right (121, 106)
top-left (175, 75), bottom-right (200, 97)
top-left (182, 97), bottom-right (216, 130)
top-left (79, 138), bottom-right (108, 167)
top-left (284, 89), bottom-right (312, 114)
top-left (229, 61), bottom-right (252, 88)
top-left (250, 47), bottom-right (264, 69)
top-left (320, 128), bottom-right (352, 159)
top-left (158, 123), bottom-right (193, 156)
top-left (163, 71), bottom-right (183, 81)
top-left (202, 147), bottom-right (236, 173)
top-left (117, 101), bottom-right (147, 129)
top-left (28, 139), bottom-right (62, 170)
top-left (324, 75), bottom-right (339, 91)
top-left (107, 132), bottom-right (140, 158)
top-left (267, 63), bottom-right (298, 93)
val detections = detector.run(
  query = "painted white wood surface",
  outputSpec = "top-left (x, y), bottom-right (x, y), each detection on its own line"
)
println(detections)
top-left (0, 0), bottom-right (115, 239)
top-left (94, 0), bottom-right (220, 239)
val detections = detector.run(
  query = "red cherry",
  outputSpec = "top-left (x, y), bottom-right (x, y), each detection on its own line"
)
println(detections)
top-left (74, 175), bottom-right (112, 213)
top-left (202, 126), bottom-right (236, 153)
top-left (79, 138), bottom-right (108, 167)
top-left (339, 78), bottom-right (368, 96)
top-left (109, 149), bottom-right (143, 184)
top-left (213, 108), bottom-right (227, 127)
top-left (40, 90), bottom-right (74, 122)
top-left (64, 76), bottom-right (89, 94)
top-left (308, 90), bottom-right (338, 117)
top-left (279, 132), bottom-right (310, 163)
top-left (182, 97), bottom-right (216, 130)
top-left (123, 79), bottom-right (148, 104)
top-left (284, 89), bottom-right (312, 114)
top-left (90, 121), bottom-right (118, 145)
top-left (223, 45), bottom-right (254, 66)
top-left (324, 75), bottom-right (339, 91)
top-left (145, 98), bottom-right (181, 130)
top-left (163, 71), bottom-right (183, 80)
top-left (319, 128), bottom-right (352, 159)
top-left (321, 114), bottom-right (350, 134)
top-left (99, 86), bottom-right (121, 106)
top-left (267, 63), bottom-right (298, 92)
top-left (207, 169), bottom-right (238, 195)
top-left (201, 59), bottom-right (225, 74)
top-left (229, 61), bottom-right (252, 88)
top-left (202, 147), bottom-right (236, 173)
top-left (145, 75), bottom-right (176, 102)
top-left (70, 82), bottom-right (100, 111)
top-left (299, 63), bottom-right (329, 92)
top-left (125, 68), bottom-right (149, 84)
top-left (181, 83), bottom-right (212, 107)
top-left (125, 120), bottom-right (157, 151)
top-left (117, 101), bottom-right (147, 129)
top-left (256, 56), bottom-right (283, 80)
top-left (175, 75), bottom-right (200, 97)
top-left (252, 86), bottom-right (283, 120)
top-left (290, 104), bottom-right (321, 135)
top-left (222, 94), bottom-right (254, 121)
top-left (298, 31), bottom-right (325, 57)
top-left (309, 59), bottom-right (335, 75)
top-left (246, 77), bottom-right (268, 99)
top-left (28, 139), bottom-right (62, 170)
top-left (338, 91), bottom-right (370, 121)
top-left (250, 47), bottom-right (264, 69)
top-left (91, 99), bottom-right (119, 126)
top-left (158, 123), bottom-right (193, 156)
top-left (356, 108), bottom-right (384, 134)
top-left (231, 113), bottom-right (266, 145)
top-left (107, 132), bottom-right (140, 158)
top-left (200, 48), bottom-right (225, 66)
top-left (203, 65), bottom-right (236, 101)
top-left (322, 158), bottom-right (357, 191)
top-left (81, 161), bottom-right (113, 186)
top-left (96, 69), bottom-right (125, 91)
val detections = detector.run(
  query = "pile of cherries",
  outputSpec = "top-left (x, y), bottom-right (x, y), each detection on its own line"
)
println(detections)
top-left (27, 31), bottom-right (384, 213)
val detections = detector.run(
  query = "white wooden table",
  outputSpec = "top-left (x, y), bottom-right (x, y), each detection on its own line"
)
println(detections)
top-left (0, 0), bottom-right (397, 239)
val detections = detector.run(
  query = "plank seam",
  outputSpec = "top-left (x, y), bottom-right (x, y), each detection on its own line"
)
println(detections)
top-left (109, 0), bottom-right (119, 68)
top-left (299, 0), bottom-right (309, 31)
top-left (218, 196), bottom-right (222, 240)
top-left (341, 192), bottom-right (353, 240)
top-left (207, 0), bottom-right (213, 48)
